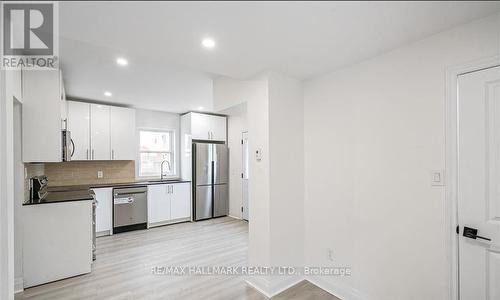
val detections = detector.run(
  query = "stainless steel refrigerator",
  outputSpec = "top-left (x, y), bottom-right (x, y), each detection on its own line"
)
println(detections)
top-left (193, 142), bottom-right (229, 221)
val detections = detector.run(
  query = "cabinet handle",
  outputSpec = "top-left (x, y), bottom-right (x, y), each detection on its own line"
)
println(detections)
top-left (86, 149), bottom-right (89, 160)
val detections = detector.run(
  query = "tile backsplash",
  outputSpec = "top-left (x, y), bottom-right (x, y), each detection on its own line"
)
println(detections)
top-left (43, 160), bottom-right (136, 186)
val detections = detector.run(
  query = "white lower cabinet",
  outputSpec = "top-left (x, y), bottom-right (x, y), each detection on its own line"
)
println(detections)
top-left (93, 183), bottom-right (191, 234)
top-left (148, 184), bottom-right (171, 224)
top-left (92, 187), bottom-right (113, 236)
top-left (148, 182), bottom-right (191, 227)
top-left (170, 182), bottom-right (191, 220)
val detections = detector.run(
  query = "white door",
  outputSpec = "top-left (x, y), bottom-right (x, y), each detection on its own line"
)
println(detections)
top-left (458, 66), bottom-right (500, 300)
top-left (90, 104), bottom-right (111, 160)
top-left (110, 106), bottom-right (136, 160)
top-left (170, 182), bottom-right (191, 220)
top-left (147, 184), bottom-right (171, 224)
top-left (242, 131), bottom-right (249, 221)
top-left (67, 101), bottom-right (90, 160)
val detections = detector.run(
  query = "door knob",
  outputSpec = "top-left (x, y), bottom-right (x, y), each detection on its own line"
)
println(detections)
top-left (463, 226), bottom-right (491, 241)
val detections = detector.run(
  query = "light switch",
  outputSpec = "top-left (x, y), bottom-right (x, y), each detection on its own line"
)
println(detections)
top-left (431, 170), bottom-right (444, 186)
top-left (255, 148), bottom-right (262, 162)
top-left (97, 171), bottom-right (104, 179)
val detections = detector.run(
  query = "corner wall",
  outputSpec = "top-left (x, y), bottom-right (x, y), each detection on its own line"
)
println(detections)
top-left (303, 13), bottom-right (500, 300)
top-left (1, 70), bottom-right (16, 300)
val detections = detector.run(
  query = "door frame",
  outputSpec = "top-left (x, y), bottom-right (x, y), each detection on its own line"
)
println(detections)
top-left (241, 130), bottom-right (249, 221)
top-left (445, 55), bottom-right (500, 300)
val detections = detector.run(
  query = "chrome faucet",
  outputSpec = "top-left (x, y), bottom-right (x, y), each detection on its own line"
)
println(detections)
top-left (160, 160), bottom-right (171, 181)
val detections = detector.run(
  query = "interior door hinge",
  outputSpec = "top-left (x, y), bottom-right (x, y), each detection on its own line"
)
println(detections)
top-left (241, 139), bottom-right (243, 145)
top-left (241, 206), bottom-right (243, 212)
top-left (241, 173), bottom-right (244, 178)
top-left (456, 225), bottom-right (459, 234)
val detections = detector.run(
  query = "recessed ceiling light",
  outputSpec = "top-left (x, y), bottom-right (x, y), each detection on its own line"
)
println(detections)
top-left (198, 106), bottom-right (204, 110)
top-left (116, 57), bottom-right (128, 66)
top-left (201, 38), bottom-right (215, 49)
top-left (104, 91), bottom-right (112, 97)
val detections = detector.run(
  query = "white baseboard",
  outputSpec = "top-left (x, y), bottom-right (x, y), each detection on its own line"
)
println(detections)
top-left (227, 214), bottom-right (242, 220)
top-left (14, 277), bottom-right (23, 294)
top-left (246, 275), bottom-right (304, 298)
top-left (306, 276), bottom-right (371, 300)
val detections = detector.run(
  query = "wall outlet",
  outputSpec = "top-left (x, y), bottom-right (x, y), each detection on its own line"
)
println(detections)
top-left (431, 170), bottom-right (444, 186)
top-left (97, 171), bottom-right (103, 179)
top-left (327, 248), bottom-right (334, 261)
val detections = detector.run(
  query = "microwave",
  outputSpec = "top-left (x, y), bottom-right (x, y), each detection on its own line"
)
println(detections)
top-left (61, 130), bottom-right (73, 161)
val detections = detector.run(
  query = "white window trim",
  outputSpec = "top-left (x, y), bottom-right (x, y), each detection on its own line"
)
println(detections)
top-left (136, 127), bottom-right (177, 180)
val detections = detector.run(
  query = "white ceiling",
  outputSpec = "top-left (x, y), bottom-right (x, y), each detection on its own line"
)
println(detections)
top-left (59, 1), bottom-right (500, 113)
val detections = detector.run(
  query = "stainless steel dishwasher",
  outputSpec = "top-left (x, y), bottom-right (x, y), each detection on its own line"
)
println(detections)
top-left (113, 186), bottom-right (148, 233)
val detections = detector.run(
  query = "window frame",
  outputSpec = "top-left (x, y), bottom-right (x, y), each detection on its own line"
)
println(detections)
top-left (136, 128), bottom-right (176, 179)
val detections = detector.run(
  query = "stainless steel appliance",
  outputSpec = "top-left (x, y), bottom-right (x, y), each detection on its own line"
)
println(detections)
top-left (193, 142), bottom-right (229, 221)
top-left (61, 129), bottom-right (74, 162)
top-left (113, 186), bottom-right (148, 233)
top-left (29, 175), bottom-right (48, 201)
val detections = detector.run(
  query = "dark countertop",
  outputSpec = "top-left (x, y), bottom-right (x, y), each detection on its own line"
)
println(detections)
top-left (47, 179), bottom-right (192, 192)
top-left (23, 190), bottom-right (94, 206)
top-left (23, 179), bottom-right (191, 206)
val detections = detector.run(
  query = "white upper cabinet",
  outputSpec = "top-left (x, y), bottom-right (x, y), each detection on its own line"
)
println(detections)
top-left (183, 112), bottom-right (227, 142)
top-left (90, 104), bottom-right (111, 160)
top-left (59, 70), bottom-right (68, 129)
top-left (110, 106), bottom-right (136, 160)
top-left (67, 101), bottom-right (136, 161)
top-left (22, 70), bottom-right (63, 162)
top-left (210, 116), bottom-right (227, 141)
top-left (67, 101), bottom-right (90, 160)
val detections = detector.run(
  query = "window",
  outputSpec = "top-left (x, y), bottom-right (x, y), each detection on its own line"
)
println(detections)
top-left (138, 130), bottom-right (174, 177)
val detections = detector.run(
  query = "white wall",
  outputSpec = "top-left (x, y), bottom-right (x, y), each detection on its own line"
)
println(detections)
top-left (303, 13), bottom-right (500, 300)
top-left (1, 70), bottom-right (16, 300)
top-left (267, 72), bottom-right (304, 290)
top-left (13, 103), bottom-right (24, 293)
top-left (135, 109), bottom-right (180, 177)
top-left (225, 104), bottom-right (248, 219)
top-left (214, 74), bottom-right (305, 296)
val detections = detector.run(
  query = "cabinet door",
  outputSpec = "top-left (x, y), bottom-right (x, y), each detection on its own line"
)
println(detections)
top-left (90, 104), bottom-right (111, 160)
top-left (59, 70), bottom-right (67, 129)
top-left (147, 184), bottom-right (171, 224)
top-left (170, 183), bottom-right (191, 220)
top-left (210, 115), bottom-right (227, 142)
top-left (22, 70), bottom-right (62, 162)
top-left (190, 112), bottom-right (212, 140)
top-left (110, 106), bottom-right (136, 160)
top-left (67, 101), bottom-right (90, 160)
top-left (92, 188), bottom-right (113, 234)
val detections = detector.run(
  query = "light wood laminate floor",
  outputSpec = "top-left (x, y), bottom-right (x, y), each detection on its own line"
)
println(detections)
top-left (16, 217), bottom-right (339, 300)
